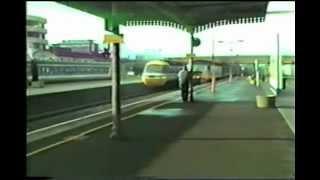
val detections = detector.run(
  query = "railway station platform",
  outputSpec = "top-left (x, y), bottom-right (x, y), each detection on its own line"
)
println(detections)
top-left (261, 78), bottom-right (295, 134)
top-left (27, 78), bottom-right (295, 179)
top-left (276, 79), bottom-right (295, 133)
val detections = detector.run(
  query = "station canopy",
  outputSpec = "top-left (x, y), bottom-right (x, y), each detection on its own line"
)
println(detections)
top-left (60, 1), bottom-right (269, 31)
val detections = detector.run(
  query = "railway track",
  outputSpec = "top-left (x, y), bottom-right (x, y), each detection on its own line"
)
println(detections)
top-left (27, 81), bottom-right (179, 121)
top-left (27, 81), bottom-right (221, 156)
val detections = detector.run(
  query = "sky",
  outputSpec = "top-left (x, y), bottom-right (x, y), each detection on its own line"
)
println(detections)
top-left (26, 1), bottom-right (106, 46)
top-left (27, 1), bottom-right (295, 59)
top-left (193, 9), bottom-right (295, 56)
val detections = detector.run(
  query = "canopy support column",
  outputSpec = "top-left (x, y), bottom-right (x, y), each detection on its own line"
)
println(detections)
top-left (276, 33), bottom-right (282, 94)
top-left (108, 3), bottom-right (122, 140)
top-left (188, 30), bottom-right (194, 102)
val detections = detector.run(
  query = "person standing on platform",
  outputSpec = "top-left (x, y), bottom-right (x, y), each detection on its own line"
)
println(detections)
top-left (178, 65), bottom-right (189, 102)
top-left (209, 65), bottom-right (216, 93)
top-left (31, 59), bottom-right (39, 82)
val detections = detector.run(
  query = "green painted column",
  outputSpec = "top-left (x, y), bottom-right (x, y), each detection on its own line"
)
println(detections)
top-left (109, 3), bottom-right (122, 139)
top-left (188, 29), bottom-right (194, 102)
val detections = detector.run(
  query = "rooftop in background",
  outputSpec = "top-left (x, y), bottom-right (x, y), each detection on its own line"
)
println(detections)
top-left (51, 48), bottom-right (107, 62)
top-left (51, 39), bottom-right (99, 54)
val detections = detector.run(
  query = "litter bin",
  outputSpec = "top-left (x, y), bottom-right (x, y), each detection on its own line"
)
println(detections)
top-left (256, 95), bottom-right (276, 108)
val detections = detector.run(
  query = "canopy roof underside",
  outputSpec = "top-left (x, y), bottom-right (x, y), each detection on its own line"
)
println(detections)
top-left (60, 1), bottom-right (268, 28)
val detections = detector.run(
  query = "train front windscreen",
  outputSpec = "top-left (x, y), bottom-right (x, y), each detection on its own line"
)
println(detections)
top-left (145, 65), bottom-right (169, 73)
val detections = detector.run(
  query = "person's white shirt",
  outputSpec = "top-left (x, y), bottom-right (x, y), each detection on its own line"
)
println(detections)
top-left (178, 69), bottom-right (188, 87)
top-left (211, 69), bottom-right (216, 79)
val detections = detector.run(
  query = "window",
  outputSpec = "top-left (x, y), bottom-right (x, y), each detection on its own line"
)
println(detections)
top-left (33, 44), bottom-right (40, 49)
top-left (27, 21), bottom-right (37, 26)
top-left (27, 32), bottom-right (40, 38)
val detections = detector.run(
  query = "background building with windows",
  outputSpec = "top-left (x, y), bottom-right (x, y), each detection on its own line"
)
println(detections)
top-left (27, 15), bottom-right (48, 52)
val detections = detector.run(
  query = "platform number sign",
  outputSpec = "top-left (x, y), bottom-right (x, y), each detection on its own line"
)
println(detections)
top-left (104, 34), bottom-right (124, 44)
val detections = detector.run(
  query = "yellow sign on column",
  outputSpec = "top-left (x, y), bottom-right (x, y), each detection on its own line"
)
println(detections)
top-left (103, 34), bottom-right (124, 44)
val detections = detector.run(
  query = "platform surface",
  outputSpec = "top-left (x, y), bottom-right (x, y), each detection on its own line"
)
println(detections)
top-left (27, 78), bottom-right (294, 179)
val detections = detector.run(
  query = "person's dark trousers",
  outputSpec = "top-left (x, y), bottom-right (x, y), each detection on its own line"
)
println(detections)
top-left (31, 60), bottom-right (39, 81)
top-left (181, 81), bottom-right (189, 102)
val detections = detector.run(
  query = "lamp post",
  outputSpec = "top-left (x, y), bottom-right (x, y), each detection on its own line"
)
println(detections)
top-left (189, 32), bottom-right (195, 102)
top-left (217, 40), bottom-right (244, 83)
top-left (211, 39), bottom-right (217, 93)
top-left (212, 39), bottom-right (215, 62)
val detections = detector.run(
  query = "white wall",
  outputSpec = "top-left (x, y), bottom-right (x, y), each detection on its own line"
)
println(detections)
top-left (120, 26), bottom-right (190, 59)
top-left (265, 9), bottom-right (295, 90)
